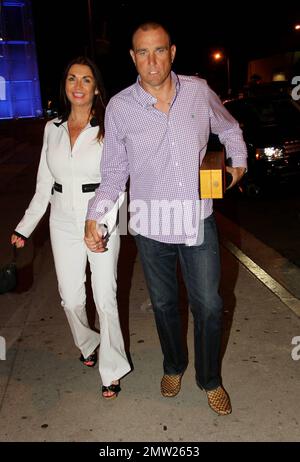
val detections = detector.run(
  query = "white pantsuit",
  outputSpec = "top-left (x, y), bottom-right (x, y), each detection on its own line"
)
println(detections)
top-left (15, 118), bottom-right (130, 386)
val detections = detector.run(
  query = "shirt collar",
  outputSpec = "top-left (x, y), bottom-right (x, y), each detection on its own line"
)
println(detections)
top-left (133, 71), bottom-right (180, 108)
top-left (54, 116), bottom-right (98, 128)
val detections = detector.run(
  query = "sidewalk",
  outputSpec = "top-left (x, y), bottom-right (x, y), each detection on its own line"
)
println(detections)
top-left (0, 127), bottom-right (300, 442)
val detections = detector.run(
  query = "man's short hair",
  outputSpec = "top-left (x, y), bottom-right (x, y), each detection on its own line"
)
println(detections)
top-left (131, 22), bottom-right (172, 49)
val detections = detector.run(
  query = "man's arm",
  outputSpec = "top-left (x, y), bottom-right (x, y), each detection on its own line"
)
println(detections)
top-left (85, 103), bottom-right (129, 251)
top-left (208, 86), bottom-right (247, 188)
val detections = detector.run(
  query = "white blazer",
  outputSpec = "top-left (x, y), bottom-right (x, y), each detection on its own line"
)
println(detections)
top-left (15, 117), bottom-right (120, 238)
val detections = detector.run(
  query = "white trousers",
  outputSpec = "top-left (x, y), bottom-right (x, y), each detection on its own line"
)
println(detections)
top-left (49, 210), bottom-right (131, 386)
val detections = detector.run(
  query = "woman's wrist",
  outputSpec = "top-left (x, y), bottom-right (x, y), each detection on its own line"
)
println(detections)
top-left (13, 231), bottom-right (28, 240)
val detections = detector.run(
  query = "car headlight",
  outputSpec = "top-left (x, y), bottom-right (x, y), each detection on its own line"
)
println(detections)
top-left (255, 147), bottom-right (284, 161)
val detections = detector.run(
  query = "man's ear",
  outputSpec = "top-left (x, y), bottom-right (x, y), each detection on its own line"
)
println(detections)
top-left (171, 44), bottom-right (176, 63)
top-left (129, 49), bottom-right (136, 66)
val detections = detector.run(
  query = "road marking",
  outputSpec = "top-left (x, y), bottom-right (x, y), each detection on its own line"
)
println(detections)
top-left (222, 239), bottom-right (300, 318)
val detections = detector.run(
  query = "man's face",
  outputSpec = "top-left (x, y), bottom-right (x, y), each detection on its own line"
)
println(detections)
top-left (130, 27), bottom-right (176, 89)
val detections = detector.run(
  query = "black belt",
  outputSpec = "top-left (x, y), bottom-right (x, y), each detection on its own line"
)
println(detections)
top-left (52, 182), bottom-right (100, 193)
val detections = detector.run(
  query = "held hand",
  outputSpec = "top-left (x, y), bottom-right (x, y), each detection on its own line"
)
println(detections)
top-left (11, 234), bottom-right (25, 248)
top-left (225, 166), bottom-right (246, 189)
top-left (84, 220), bottom-right (107, 253)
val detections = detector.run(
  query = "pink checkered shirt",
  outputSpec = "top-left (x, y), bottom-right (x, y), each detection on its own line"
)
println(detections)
top-left (87, 72), bottom-right (247, 244)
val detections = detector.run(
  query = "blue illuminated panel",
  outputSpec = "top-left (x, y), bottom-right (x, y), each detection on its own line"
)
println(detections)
top-left (0, 0), bottom-right (42, 119)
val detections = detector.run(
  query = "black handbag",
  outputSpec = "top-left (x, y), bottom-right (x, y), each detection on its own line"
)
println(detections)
top-left (0, 246), bottom-right (17, 294)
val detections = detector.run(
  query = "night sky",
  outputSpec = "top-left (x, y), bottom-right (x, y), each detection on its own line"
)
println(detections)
top-left (31, 0), bottom-right (300, 108)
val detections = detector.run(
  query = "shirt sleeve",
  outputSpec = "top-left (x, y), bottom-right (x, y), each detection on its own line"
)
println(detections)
top-left (208, 86), bottom-right (248, 169)
top-left (15, 121), bottom-right (54, 238)
top-left (86, 102), bottom-right (130, 222)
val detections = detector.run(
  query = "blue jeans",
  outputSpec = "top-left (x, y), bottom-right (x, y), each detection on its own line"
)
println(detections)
top-left (135, 213), bottom-right (223, 391)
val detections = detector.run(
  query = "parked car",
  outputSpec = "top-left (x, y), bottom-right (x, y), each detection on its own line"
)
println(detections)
top-left (221, 93), bottom-right (300, 197)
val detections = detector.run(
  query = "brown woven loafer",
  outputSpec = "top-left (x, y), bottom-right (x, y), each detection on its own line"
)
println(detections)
top-left (206, 386), bottom-right (232, 415)
top-left (161, 374), bottom-right (183, 397)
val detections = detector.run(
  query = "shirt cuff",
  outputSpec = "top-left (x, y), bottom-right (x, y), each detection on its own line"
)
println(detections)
top-left (231, 158), bottom-right (248, 169)
top-left (14, 230), bottom-right (28, 240)
top-left (85, 210), bottom-right (104, 222)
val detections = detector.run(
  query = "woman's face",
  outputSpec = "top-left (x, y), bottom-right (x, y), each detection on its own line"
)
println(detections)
top-left (65, 64), bottom-right (98, 108)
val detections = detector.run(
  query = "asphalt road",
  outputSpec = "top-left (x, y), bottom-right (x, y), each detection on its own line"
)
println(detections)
top-left (215, 182), bottom-right (300, 268)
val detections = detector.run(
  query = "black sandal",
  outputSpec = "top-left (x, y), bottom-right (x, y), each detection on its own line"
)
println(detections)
top-left (79, 351), bottom-right (97, 368)
top-left (102, 382), bottom-right (121, 400)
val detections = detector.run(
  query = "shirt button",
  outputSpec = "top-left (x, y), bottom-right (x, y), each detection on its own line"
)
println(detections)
top-left (179, 182), bottom-right (182, 187)
top-left (175, 162), bottom-right (179, 167)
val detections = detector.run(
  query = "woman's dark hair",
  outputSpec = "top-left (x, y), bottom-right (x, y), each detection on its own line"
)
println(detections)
top-left (59, 56), bottom-right (106, 140)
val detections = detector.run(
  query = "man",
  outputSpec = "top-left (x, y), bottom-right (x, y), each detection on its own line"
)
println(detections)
top-left (85, 22), bottom-right (247, 415)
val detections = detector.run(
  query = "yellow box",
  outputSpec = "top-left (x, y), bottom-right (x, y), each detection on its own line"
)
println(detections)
top-left (199, 151), bottom-right (225, 199)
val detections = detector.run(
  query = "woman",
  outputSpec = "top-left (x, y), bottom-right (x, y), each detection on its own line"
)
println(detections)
top-left (11, 56), bottom-right (131, 399)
